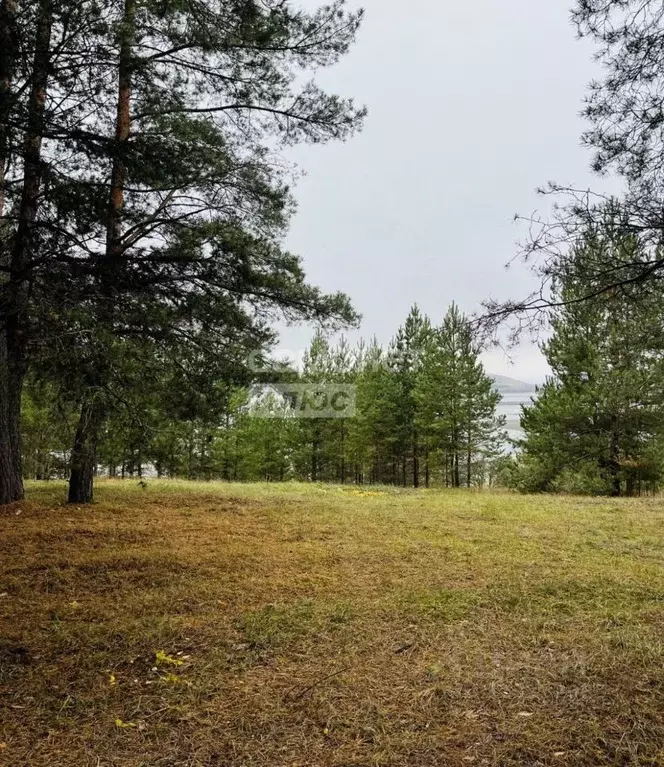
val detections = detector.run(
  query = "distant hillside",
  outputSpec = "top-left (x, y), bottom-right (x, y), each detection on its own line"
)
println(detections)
top-left (491, 374), bottom-right (538, 394)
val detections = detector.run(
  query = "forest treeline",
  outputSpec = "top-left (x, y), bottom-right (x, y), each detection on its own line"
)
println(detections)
top-left (22, 304), bottom-right (507, 488)
top-left (5, 0), bottom-right (664, 502)
top-left (26, 223), bottom-right (664, 499)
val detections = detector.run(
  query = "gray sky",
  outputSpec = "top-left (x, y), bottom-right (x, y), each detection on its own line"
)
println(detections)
top-left (278, 0), bottom-right (605, 384)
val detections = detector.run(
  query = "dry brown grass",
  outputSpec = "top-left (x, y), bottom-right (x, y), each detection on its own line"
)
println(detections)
top-left (1, 480), bottom-right (664, 766)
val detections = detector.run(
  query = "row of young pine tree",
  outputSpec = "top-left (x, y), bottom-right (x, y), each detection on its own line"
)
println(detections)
top-left (22, 224), bottom-right (664, 497)
top-left (21, 305), bottom-right (507, 488)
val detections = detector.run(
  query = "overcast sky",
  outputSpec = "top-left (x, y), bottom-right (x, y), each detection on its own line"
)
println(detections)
top-left (278, 0), bottom-right (607, 384)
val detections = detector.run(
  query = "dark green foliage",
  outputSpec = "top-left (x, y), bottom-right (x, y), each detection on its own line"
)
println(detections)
top-left (574, 0), bottom-right (664, 190)
top-left (20, 377), bottom-right (77, 480)
top-left (1, 0), bottom-right (366, 502)
top-left (21, 305), bottom-right (507, 488)
top-left (512, 230), bottom-right (664, 496)
top-left (414, 304), bottom-right (505, 488)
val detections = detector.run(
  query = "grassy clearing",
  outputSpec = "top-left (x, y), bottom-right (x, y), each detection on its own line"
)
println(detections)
top-left (1, 480), bottom-right (664, 766)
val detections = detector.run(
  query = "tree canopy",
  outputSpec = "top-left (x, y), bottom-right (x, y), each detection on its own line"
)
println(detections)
top-left (0, 0), bottom-right (365, 503)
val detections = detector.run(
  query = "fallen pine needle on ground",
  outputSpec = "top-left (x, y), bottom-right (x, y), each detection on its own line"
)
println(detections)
top-left (1, 480), bottom-right (664, 766)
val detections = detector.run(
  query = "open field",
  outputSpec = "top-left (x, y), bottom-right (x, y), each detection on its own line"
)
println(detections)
top-left (2, 481), bottom-right (664, 766)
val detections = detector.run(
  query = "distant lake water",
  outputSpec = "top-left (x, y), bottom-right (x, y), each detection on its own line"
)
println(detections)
top-left (497, 390), bottom-right (537, 442)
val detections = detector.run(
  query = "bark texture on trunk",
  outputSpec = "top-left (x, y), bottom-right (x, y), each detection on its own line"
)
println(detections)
top-left (68, 0), bottom-right (135, 503)
top-left (0, 0), bottom-right (17, 217)
top-left (105, 0), bottom-right (135, 259)
top-left (68, 397), bottom-right (105, 504)
top-left (0, 0), bottom-right (52, 504)
top-left (0, 331), bottom-right (23, 502)
top-left (0, 0), bottom-right (19, 505)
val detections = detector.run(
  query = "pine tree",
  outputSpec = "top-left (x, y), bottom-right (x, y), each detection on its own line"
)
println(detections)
top-left (0, 0), bottom-right (367, 504)
top-left (347, 338), bottom-right (396, 484)
top-left (62, 0), bottom-right (366, 503)
top-left (517, 232), bottom-right (664, 496)
top-left (0, 0), bottom-right (365, 504)
top-left (388, 306), bottom-right (432, 487)
top-left (415, 305), bottom-right (504, 487)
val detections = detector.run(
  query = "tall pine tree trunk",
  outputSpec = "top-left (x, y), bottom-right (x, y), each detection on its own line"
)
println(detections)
top-left (311, 432), bottom-right (319, 482)
top-left (68, 397), bottom-right (105, 503)
top-left (186, 426), bottom-right (194, 479)
top-left (625, 470), bottom-right (635, 498)
top-left (68, 0), bottom-right (135, 503)
top-left (0, 0), bottom-right (16, 218)
top-left (1, 0), bottom-right (21, 505)
top-left (412, 430), bottom-right (419, 488)
top-left (0, 0), bottom-right (52, 504)
top-left (0, 335), bottom-right (23, 503)
top-left (105, 0), bottom-right (134, 261)
top-left (466, 440), bottom-right (472, 488)
top-left (608, 419), bottom-right (621, 497)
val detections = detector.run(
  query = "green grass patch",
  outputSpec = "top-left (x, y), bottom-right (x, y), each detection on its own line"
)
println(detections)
top-left (2, 479), bottom-right (664, 766)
